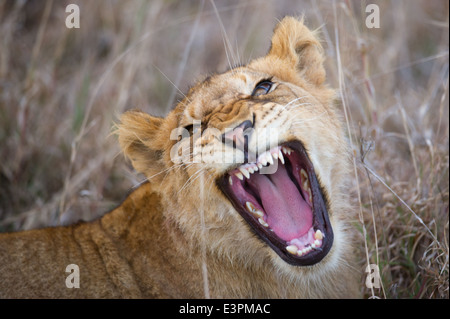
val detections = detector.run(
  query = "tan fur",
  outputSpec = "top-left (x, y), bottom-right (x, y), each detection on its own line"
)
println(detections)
top-left (0, 17), bottom-right (360, 298)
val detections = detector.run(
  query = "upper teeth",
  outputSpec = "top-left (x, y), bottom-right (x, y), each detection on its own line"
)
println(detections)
top-left (278, 150), bottom-right (285, 164)
top-left (281, 146), bottom-right (292, 155)
top-left (231, 146), bottom-right (293, 181)
top-left (239, 167), bottom-right (250, 179)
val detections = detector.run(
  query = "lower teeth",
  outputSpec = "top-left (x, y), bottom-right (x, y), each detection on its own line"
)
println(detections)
top-left (285, 229), bottom-right (324, 256)
top-left (258, 218), bottom-right (269, 227)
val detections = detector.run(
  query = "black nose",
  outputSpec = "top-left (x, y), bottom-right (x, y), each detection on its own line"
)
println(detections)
top-left (221, 119), bottom-right (253, 146)
top-left (221, 119), bottom-right (254, 162)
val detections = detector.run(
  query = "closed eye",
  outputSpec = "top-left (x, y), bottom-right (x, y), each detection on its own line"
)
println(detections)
top-left (184, 124), bottom-right (194, 135)
top-left (251, 79), bottom-right (273, 97)
top-left (182, 123), bottom-right (201, 137)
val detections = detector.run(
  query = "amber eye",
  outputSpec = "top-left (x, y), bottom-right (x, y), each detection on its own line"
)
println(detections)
top-left (251, 80), bottom-right (273, 97)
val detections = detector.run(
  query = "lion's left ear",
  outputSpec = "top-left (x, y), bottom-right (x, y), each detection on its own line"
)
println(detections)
top-left (267, 16), bottom-right (326, 86)
top-left (117, 110), bottom-right (167, 177)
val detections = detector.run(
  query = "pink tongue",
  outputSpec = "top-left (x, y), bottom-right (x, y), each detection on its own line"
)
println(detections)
top-left (249, 165), bottom-right (313, 241)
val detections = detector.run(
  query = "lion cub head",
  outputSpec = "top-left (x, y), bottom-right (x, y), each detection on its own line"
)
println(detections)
top-left (118, 17), bottom-right (353, 275)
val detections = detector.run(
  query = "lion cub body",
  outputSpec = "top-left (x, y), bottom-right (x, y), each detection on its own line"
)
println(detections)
top-left (0, 17), bottom-right (360, 298)
top-left (0, 184), bottom-right (207, 298)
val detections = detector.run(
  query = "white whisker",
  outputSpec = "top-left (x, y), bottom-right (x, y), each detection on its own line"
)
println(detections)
top-left (291, 111), bottom-right (327, 124)
top-left (153, 64), bottom-right (192, 105)
top-left (209, 0), bottom-right (238, 71)
top-left (282, 96), bottom-right (309, 110)
top-left (132, 177), bottom-right (150, 190)
top-left (178, 167), bottom-right (206, 194)
top-left (287, 102), bottom-right (312, 109)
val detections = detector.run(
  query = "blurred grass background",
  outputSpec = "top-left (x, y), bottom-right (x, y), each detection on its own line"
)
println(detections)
top-left (0, 0), bottom-right (448, 298)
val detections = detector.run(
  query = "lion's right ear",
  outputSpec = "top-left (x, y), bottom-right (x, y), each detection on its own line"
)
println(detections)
top-left (117, 110), bottom-right (166, 177)
top-left (266, 16), bottom-right (327, 86)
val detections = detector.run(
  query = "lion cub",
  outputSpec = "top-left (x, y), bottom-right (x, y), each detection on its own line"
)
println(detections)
top-left (0, 17), bottom-right (360, 298)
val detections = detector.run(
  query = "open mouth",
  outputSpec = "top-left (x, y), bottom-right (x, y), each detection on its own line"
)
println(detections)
top-left (218, 141), bottom-right (333, 266)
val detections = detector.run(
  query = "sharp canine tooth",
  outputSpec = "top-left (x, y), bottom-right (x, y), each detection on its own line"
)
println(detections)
top-left (267, 153), bottom-right (274, 165)
top-left (286, 245), bottom-right (298, 255)
top-left (278, 150), bottom-right (285, 164)
top-left (272, 152), bottom-right (278, 160)
top-left (314, 230), bottom-right (323, 240)
top-left (260, 154), bottom-right (268, 166)
top-left (239, 167), bottom-right (250, 179)
top-left (229, 176), bottom-right (233, 185)
top-left (235, 172), bottom-right (244, 180)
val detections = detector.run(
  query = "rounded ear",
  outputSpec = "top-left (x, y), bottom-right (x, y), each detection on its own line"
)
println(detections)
top-left (268, 16), bottom-right (326, 86)
top-left (117, 110), bottom-right (166, 177)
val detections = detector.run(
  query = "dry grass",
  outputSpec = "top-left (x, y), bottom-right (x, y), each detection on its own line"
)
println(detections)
top-left (0, 0), bottom-right (448, 298)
